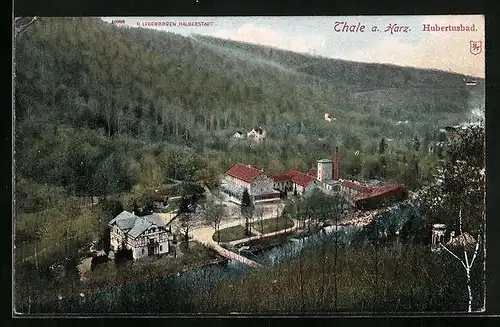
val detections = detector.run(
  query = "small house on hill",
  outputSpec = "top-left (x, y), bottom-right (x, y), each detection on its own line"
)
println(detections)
top-left (247, 127), bottom-right (267, 142)
top-left (152, 194), bottom-right (169, 210)
top-left (442, 125), bottom-right (470, 143)
top-left (109, 211), bottom-right (174, 260)
top-left (463, 78), bottom-right (477, 86)
top-left (325, 113), bottom-right (332, 121)
top-left (233, 131), bottom-right (245, 139)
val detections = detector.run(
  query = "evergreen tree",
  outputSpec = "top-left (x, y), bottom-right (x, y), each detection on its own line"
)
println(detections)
top-left (379, 138), bottom-right (387, 155)
top-left (413, 136), bottom-right (421, 152)
top-left (241, 188), bottom-right (253, 236)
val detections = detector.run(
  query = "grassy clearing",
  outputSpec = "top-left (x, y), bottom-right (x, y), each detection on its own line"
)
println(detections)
top-left (212, 225), bottom-right (255, 243)
top-left (251, 218), bottom-right (294, 234)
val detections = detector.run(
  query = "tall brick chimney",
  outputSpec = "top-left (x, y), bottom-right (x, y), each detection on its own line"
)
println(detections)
top-left (333, 146), bottom-right (339, 180)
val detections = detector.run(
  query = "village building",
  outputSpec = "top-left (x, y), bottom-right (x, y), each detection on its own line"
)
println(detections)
top-left (284, 169), bottom-right (302, 179)
top-left (350, 183), bottom-right (407, 210)
top-left (463, 78), bottom-right (477, 86)
top-left (442, 123), bottom-right (481, 143)
top-left (312, 147), bottom-right (342, 194)
top-left (291, 172), bottom-right (317, 195)
top-left (431, 223), bottom-right (448, 252)
top-left (109, 211), bottom-right (174, 260)
top-left (247, 127), bottom-right (267, 142)
top-left (324, 113), bottom-right (333, 121)
top-left (271, 173), bottom-right (293, 193)
top-left (233, 131), bottom-right (245, 139)
top-left (339, 180), bottom-right (373, 197)
top-left (431, 223), bottom-right (477, 252)
top-left (306, 168), bottom-right (318, 177)
top-left (317, 159), bottom-right (333, 183)
top-left (221, 163), bottom-right (280, 204)
top-left (151, 194), bottom-right (169, 211)
top-left (224, 146), bottom-right (407, 210)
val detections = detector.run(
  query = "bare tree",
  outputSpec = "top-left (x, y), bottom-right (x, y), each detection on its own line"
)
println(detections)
top-left (205, 200), bottom-right (225, 244)
top-left (14, 17), bottom-right (38, 37)
top-left (179, 196), bottom-right (194, 248)
top-left (275, 204), bottom-right (280, 233)
top-left (439, 208), bottom-right (481, 312)
top-left (179, 212), bottom-right (194, 249)
top-left (254, 205), bottom-right (264, 236)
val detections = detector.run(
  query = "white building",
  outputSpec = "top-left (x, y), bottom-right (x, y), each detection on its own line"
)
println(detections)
top-left (222, 163), bottom-right (280, 204)
top-left (317, 159), bottom-right (333, 183)
top-left (431, 223), bottom-right (447, 252)
top-left (152, 194), bottom-right (169, 211)
top-left (291, 172), bottom-right (317, 195)
top-left (339, 180), bottom-right (372, 197)
top-left (233, 131), bottom-right (245, 139)
top-left (271, 173), bottom-right (294, 192)
top-left (109, 211), bottom-right (174, 260)
top-left (247, 127), bottom-right (267, 142)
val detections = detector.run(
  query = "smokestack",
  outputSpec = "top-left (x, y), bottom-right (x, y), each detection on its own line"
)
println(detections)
top-left (333, 146), bottom-right (339, 181)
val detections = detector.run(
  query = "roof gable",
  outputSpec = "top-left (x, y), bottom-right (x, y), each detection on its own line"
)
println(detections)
top-left (128, 218), bottom-right (152, 238)
top-left (272, 173), bottom-right (292, 182)
top-left (143, 214), bottom-right (166, 227)
top-left (225, 163), bottom-right (264, 183)
top-left (306, 168), bottom-right (318, 177)
top-left (351, 183), bottom-right (405, 201)
top-left (291, 173), bottom-right (315, 187)
top-left (341, 180), bottom-right (373, 193)
top-left (109, 211), bottom-right (167, 238)
top-left (109, 211), bottom-right (137, 230)
top-left (152, 195), bottom-right (168, 202)
top-left (285, 169), bottom-right (302, 178)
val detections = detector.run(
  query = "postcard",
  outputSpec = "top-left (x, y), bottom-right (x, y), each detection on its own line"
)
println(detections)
top-left (12, 15), bottom-right (485, 315)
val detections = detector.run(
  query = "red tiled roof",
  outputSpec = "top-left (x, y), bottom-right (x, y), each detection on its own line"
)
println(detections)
top-left (306, 168), bottom-right (318, 177)
top-left (285, 169), bottom-right (303, 178)
top-left (291, 173), bottom-right (315, 188)
top-left (272, 173), bottom-right (292, 182)
top-left (225, 163), bottom-right (264, 183)
top-left (352, 184), bottom-right (405, 202)
top-left (341, 180), bottom-right (372, 193)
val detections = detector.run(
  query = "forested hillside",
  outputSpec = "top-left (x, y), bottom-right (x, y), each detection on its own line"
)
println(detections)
top-left (14, 16), bottom-right (478, 213)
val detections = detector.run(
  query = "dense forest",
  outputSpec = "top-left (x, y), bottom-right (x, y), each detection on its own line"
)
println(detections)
top-left (13, 17), bottom-right (484, 313)
top-left (14, 18), bottom-right (481, 204)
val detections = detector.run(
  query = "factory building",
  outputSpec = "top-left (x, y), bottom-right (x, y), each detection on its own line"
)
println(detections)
top-left (223, 146), bottom-right (407, 209)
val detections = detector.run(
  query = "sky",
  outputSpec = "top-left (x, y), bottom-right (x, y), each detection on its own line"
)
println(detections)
top-left (101, 15), bottom-right (484, 78)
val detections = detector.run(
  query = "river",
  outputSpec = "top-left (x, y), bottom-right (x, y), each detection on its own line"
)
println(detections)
top-left (36, 202), bottom-right (419, 314)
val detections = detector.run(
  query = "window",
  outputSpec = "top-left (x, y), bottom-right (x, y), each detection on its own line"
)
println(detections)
top-left (142, 249), bottom-right (145, 254)
top-left (160, 245), bottom-right (163, 251)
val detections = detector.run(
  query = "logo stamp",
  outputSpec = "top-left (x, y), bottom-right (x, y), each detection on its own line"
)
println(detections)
top-left (470, 41), bottom-right (482, 55)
